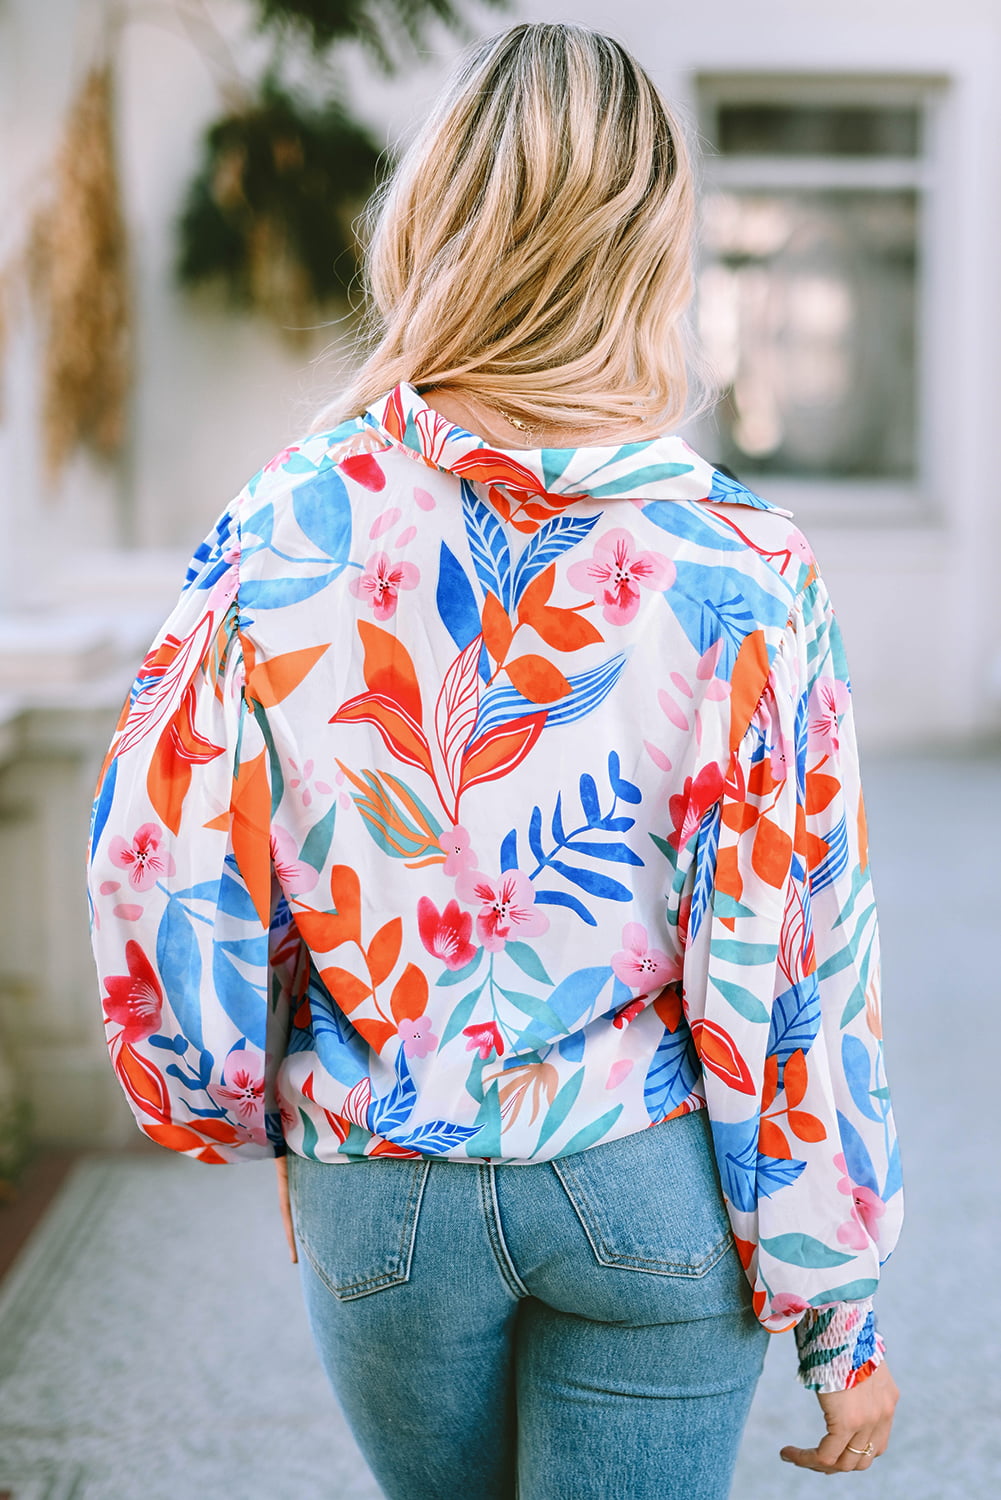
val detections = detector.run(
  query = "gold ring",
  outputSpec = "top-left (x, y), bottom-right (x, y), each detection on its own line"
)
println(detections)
top-left (846, 1442), bottom-right (875, 1457)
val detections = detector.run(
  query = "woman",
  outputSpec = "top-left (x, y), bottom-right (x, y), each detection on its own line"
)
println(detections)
top-left (87, 22), bottom-right (901, 1499)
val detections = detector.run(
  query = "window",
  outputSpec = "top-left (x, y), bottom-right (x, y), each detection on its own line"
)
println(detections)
top-left (696, 78), bottom-right (940, 510)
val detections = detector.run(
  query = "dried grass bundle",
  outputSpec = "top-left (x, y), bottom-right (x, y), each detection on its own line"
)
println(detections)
top-left (38, 63), bottom-right (130, 475)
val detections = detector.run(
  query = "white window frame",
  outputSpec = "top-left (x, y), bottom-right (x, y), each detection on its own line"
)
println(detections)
top-left (693, 74), bottom-right (951, 527)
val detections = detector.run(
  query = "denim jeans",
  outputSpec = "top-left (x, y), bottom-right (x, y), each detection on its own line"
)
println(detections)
top-left (288, 1108), bottom-right (769, 1500)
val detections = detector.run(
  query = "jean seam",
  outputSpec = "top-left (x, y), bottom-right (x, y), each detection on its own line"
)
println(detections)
top-left (551, 1157), bottom-right (734, 1278)
top-left (478, 1165), bottom-right (530, 1301)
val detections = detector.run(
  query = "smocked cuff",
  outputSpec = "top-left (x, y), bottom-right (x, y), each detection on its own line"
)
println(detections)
top-left (794, 1299), bottom-right (884, 1393)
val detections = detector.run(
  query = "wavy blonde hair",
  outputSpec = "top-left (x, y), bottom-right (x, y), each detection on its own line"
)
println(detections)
top-left (326, 22), bottom-right (699, 438)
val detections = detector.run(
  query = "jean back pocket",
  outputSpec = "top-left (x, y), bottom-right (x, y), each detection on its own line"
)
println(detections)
top-left (289, 1154), bottom-right (431, 1301)
top-left (552, 1109), bottom-right (733, 1278)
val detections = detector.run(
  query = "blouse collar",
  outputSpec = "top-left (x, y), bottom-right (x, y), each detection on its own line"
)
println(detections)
top-left (363, 381), bottom-right (783, 512)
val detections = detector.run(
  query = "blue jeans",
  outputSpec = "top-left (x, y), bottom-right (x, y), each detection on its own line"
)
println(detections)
top-left (288, 1108), bottom-right (768, 1500)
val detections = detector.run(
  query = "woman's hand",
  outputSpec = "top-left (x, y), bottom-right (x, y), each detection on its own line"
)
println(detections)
top-left (275, 1156), bottom-right (298, 1264)
top-left (781, 1362), bottom-right (899, 1473)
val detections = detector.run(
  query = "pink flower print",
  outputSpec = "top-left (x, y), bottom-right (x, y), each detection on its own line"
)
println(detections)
top-left (611, 923), bottom-right (681, 993)
top-left (834, 1153), bottom-right (886, 1249)
top-left (264, 445), bottom-right (300, 473)
top-left (771, 1293), bottom-right (811, 1320)
top-left (567, 528), bottom-right (675, 625)
top-left (808, 678), bottom-right (851, 753)
top-left (102, 940), bottom-right (163, 1044)
top-left (208, 1048), bottom-right (266, 1126)
top-left (287, 758), bottom-right (333, 809)
top-left (769, 733), bottom-right (795, 783)
top-left (437, 825), bottom-right (478, 877)
top-left (455, 869), bottom-right (550, 952)
top-left (786, 529), bottom-right (814, 564)
top-left (108, 823), bottom-right (172, 893)
top-left (462, 1021), bottom-right (504, 1060)
top-left (349, 551), bottom-right (419, 621)
top-left (398, 1015), bottom-right (438, 1058)
top-left (417, 897), bottom-right (478, 971)
top-left (270, 826), bottom-right (319, 895)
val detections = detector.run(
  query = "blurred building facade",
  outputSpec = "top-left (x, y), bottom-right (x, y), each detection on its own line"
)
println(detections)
top-left (1, 0), bottom-right (999, 1152)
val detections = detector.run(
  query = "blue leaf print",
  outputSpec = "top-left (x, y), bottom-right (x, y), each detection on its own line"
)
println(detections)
top-left (756, 1154), bottom-right (807, 1198)
top-left (500, 828), bottom-right (518, 870)
top-left (643, 1023), bottom-right (699, 1121)
top-left (842, 1034), bottom-right (883, 1122)
top-left (511, 514), bottom-right (600, 603)
top-left (216, 862), bottom-right (261, 921)
top-left (239, 573), bottom-right (341, 609)
top-left (472, 654), bottom-right (628, 737)
top-left (810, 813), bottom-right (850, 896)
top-left (436, 541), bottom-right (484, 656)
top-left (883, 1139), bottom-right (903, 1200)
top-left (370, 1046), bottom-right (418, 1135)
top-left (689, 803), bottom-right (721, 942)
top-left (462, 480), bottom-right (512, 609)
top-left (710, 1116), bottom-right (759, 1212)
top-left (548, 860), bottom-right (632, 901)
top-left (587, 461), bottom-right (692, 496)
top-left (836, 1109), bottom-right (880, 1194)
top-left (551, 793), bottom-right (566, 845)
top-left (561, 1105), bottom-right (624, 1155)
top-left (558, 1031), bottom-right (585, 1062)
top-left (291, 470), bottom-right (352, 568)
top-left (668, 561), bottom-right (792, 673)
top-left (242, 501), bottom-right (274, 548)
top-left (642, 500), bottom-right (746, 552)
top-left (579, 773), bottom-right (601, 823)
top-left (794, 691), bottom-right (809, 800)
top-left (708, 469), bottom-right (772, 509)
top-left (529, 805), bottom-right (545, 862)
top-left (548, 966), bottom-right (615, 1027)
top-left (156, 899), bottom-right (204, 1052)
top-left (91, 755), bottom-right (117, 854)
top-left (562, 839), bottom-right (643, 866)
top-left (211, 943), bottom-right (266, 1049)
top-left (607, 750), bottom-right (641, 804)
top-left (534, 889), bottom-right (597, 926)
top-left (303, 975), bottom-right (369, 1086)
top-left (393, 1120), bottom-right (484, 1153)
top-left (767, 977), bottom-right (822, 1076)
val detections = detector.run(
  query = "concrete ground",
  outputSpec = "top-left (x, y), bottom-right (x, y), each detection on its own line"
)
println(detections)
top-left (0, 752), bottom-right (998, 1500)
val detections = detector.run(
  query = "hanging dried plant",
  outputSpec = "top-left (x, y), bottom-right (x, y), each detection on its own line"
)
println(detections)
top-left (177, 83), bottom-right (382, 335)
top-left (252, 0), bottom-right (505, 70)
top-left (38, 62), bottom-right (130, 476)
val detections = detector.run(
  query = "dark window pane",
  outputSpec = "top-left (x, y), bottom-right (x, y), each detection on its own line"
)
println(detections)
top-left (716, 104), bottom-right (920, 157)
top-left (698, 189), bottom-right (918, 480)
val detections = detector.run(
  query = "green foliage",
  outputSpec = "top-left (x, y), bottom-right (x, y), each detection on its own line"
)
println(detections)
top-left (0, 1094), bottom-right (33, 1196)
top-left (252, 0), bottom-right (503, 70)
top-left (177, 84), bottom-right (383, 323)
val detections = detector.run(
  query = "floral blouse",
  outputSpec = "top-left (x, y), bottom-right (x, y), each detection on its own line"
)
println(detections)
top-left (87, 382), bottom-right (902, 1391)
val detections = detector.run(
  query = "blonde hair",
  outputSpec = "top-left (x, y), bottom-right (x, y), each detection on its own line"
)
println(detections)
top-left (326, 22), bottom-right (699, 438)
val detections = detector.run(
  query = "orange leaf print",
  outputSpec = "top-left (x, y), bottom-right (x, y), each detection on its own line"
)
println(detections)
top-left (783, 1048), bottom-right (808, 1108)
top-left (761, 1053), bottom-right (779, 1112)
top-left (530, 606), bottom-right (604, 652)
top-left (292, 906), bottom-right (354, 953)
top-left (249, 644), bottom-right (329, 708)
top-left (713, 843), bottom-right (743, 906)
top-left (352, 1016), bottom-right (398, 1052)
top-left (733, 1235), bottom-right (756, 1271)
top-left (858, 794), bottom-right (870, 873)
top-left (390, 963), bottom-right (429, 1024)
top-left (318, 966), bottom-right (372, 1013)
top-left (115, 1042), bottom-right (171, 1122)
top-left (142, 1123), bottom-right (218, 1152)
top-left (690, 1019), bottom-right (755, 1094)
top-left (751, 816), bottom-right (793, 889)
top-left (357, 620), bottom-right (423, 722)
top-left (196, 1146), bottom-right (230, 1164)
top-left (331, 692), bottom-right (433, 776)
top-left (758, 1118), bottom-right (792, 1159)
top-left (459, 712), bottom-right (547, 794)
top-left (728, 629), bottom-right (770, 753)
top-left (653, 984), bottom-right (683, 1033)
top-left (518, 565), bottom-right (555, 616)
top-left (231, 748), bottom-right (273, 927)
top-left (805, 772), bottom-right (840, 815)
top-left (368, 918), bottom-right (403, 987)
top-left (367, 1138), bottom-right (423, 1158)
top-left (788, 1110), bottom-right (827, 1142)
top-left (747, 757), bottom-right (778, 799)
top-left (329, 865), bottom-right (362, 942)
top-left (482, 591), bottom-right (514, 664)
top-left (721, 800), bottom-right (758, 835)
top-left (505, 655), bottom-right (571, 704)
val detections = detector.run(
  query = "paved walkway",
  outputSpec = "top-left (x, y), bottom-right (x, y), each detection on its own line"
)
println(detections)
top-left (0, 752), bottom-right (998, 1500)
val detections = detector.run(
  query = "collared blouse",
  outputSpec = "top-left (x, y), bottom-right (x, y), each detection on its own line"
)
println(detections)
top-left (87, 383), bottom-right (902, 1391)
